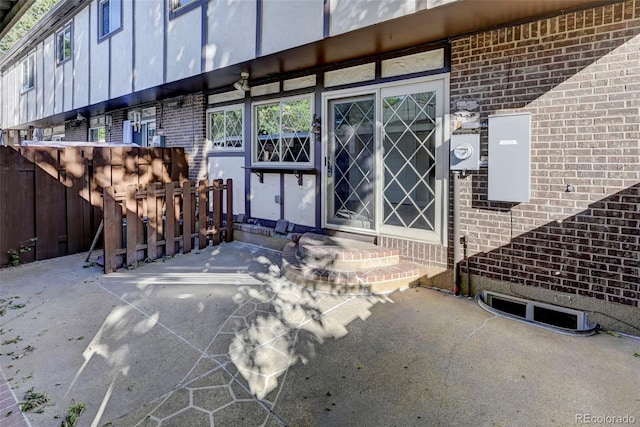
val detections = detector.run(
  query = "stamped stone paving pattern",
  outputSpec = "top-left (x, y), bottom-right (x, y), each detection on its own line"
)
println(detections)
top-left (124, 251), bottom-right (387, 426)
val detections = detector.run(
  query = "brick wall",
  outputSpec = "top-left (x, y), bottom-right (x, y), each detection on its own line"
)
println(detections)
top-left (158, 93), bottom-right (206, 182)
top-left (64, 120), bottom-right (87, 141)
top-left (450, 1), bottom-right (640, 307)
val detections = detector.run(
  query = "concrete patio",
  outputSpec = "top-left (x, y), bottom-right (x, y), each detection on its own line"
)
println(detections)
top-left (0, 241), bottom-right (638, 426)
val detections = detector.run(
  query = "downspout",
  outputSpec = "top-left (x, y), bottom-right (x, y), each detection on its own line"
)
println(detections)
top-left (453, 170), bottom-right (462, 296)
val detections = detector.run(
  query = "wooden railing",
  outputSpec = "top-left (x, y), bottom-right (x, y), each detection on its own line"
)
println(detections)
top-left (103, 179), bottom-right (233, 273)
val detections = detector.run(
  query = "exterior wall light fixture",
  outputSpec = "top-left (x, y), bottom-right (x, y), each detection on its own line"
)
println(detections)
top-left (234, 72), bottom-right (250, 91)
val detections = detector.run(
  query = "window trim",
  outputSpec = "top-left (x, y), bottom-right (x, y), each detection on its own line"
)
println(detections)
top-left (88, 126), bottom-right (107, 143)
top-left (252, 94), bottom-right (315, 168)
top-left (169, 0), bottom-right (206, 19)
top-left (206, 104), bottom-right (245, 153)
top-left (56, 23), bottom-right (73, 66)
top-left (21, 53), bottom-right (35, 93)
top-left (98, 0), bottom-right (123, 41)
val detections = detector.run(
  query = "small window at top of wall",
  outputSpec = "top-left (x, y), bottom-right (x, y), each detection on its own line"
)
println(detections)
top-left (89, 127), bottom-right (106, 143)
top-left (98, 0), bottom-right (122, 40)
top-left (253, 95), bottom-right (314, 167)
top-left (56, 24), bottom-right (72, 65)
top-left (207, 105), bottom-right (244, 152)
top-left (21, 54), bottom-right (35, 93)
top-left (169, 0), bottom-right (205, 18)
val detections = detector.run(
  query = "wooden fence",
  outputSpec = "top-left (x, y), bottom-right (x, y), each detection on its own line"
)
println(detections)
top-left (102, 179), bottom-right (233, 273)
top-left (0, 146), bottom-right (188, 266)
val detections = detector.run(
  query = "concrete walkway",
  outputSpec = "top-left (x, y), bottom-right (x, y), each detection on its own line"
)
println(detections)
top-left (0, 242), bottom-right (638, 426)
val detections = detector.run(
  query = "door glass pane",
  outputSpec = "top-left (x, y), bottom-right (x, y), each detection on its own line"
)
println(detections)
top-left (382, 92), bottom-right (437, 231)
top-left (328, 97), bottom-right (375, 229)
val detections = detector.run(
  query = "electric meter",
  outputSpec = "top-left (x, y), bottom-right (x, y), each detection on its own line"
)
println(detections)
top-left (453, 143), bottom-right (474, 160)
top-left (450, 134), bottom-right (480, 170)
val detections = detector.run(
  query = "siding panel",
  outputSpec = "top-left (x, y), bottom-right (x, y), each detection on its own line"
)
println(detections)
top-left (63, 60), bottom-right (73, 111)
top-left (110, 0), bottom-right (133, 98)
top-left (90, 2), bottom-right (109, 104)
top-left (43, 36), bottom-right (55, 118)
top-left (206, 0), bottom-right (256, 71)
top-left (261, 0), bottom-right (323, 56)
top-left (74, 8), bottom-right (90, 109)
top-left (166, 7), bottom-right (202, 82)
top-left (134, 0), bottom-right (164, 91)
top-left (330, 0), bottom-right (415, 36)
top-left (36, 42), bottom-right (44, 119)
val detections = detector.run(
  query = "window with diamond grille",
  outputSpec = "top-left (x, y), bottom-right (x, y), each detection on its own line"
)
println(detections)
top-left (207, 107), bottom-right (243, 150)
top-left (254, 97), bottom-right (312, 165)
top-left (382, 91), bottom-right (437, 231)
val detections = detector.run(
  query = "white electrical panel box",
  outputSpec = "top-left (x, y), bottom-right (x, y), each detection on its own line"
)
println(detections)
top-left (488, 112), bottom-right (531, 203)
top-left (450, 133), bottom-right (480, 171)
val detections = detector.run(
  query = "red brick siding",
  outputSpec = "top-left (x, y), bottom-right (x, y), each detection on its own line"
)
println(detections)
top-left (159, 93), bottom-right (206, 182)
top-left (378, 236), bottom-right (447, 267)
top-left (64, 120), bottom-right (87, 141)
top-left (450, 1), bottom-right (640, 307)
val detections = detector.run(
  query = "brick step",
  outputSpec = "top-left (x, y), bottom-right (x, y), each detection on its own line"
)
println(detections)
top-left (297, 232), bottom-right (400, 271)
top-left (282, 241), bottom-right (422, 295)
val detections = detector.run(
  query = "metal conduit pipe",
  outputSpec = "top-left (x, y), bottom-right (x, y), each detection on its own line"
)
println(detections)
top-left (453, 170), bottom-right (462, 296)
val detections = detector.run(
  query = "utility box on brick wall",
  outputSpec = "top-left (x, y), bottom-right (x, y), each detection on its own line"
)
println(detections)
top-left (488, 112), bottom-right (531, 203)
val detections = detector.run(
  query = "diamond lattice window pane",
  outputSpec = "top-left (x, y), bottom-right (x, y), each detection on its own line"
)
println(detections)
top-left (382, 91), bottom-right (437, 232)
top-left (256, 104), bottom-right (281, 162)
top-left (255, 99), bottom-right (312, 164)
top-left (225, 109), bottom-right (243, 148)
top-left (330, 98), bottom-right (375, 228)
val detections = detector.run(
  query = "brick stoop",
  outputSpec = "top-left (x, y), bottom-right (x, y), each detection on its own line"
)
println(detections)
top-left (282, 232), bottom-right (425, 295)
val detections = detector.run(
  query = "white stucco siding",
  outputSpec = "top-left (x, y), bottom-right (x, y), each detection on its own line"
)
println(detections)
top-left (54, 54), bottom-right (64, 114)
top-left (19, 87), bottom-right (27, 124)
top-left (110, 0), bottom-right (133, 98)
top-left (36, 43), bottom-right (44, 119)
top-left (89, 2), bottom-right (109, 104)
top-left (73, 8), bottom-right (90, 109)
top-left (7, 67), bottom-right (16, 127)
top-left (284, 175), bottom-right (315, 227)
top-left (330, 0), bottom-right (415, 36)
top-left (43, 36), bottom-right (55, 118)
top-left (249, 173), bottom-right (280, 221)
top-left (206, 0), bottom-right (256, 71)
top-left (63, 60), bottom-right (73, 111)
top-left (0, 76), bottom-right (3, 128)
top-left (27, 81), bottom-right (37, 122)
top-left (208, 156), bottom-right (246, 215)
top-left (134, 0), bottom-right (164, 91)
top-left (261, 0), bottom-right (323, 56)
top-left (166, 7), bottom-right (202, 83)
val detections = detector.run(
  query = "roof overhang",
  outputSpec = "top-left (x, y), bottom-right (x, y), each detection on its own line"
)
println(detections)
top-left (0, 0), bottom-right (35, 41)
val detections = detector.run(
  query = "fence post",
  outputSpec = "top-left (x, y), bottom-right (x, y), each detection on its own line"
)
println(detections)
top-left (198, 180), bottom-right (209, 249)
top-left (165, 182), bottom-right (176, 256)
top-left (147, 183), bottom-right (158, 260)
top-left (103, 186), bottom-right (118, 274)
top-left (126, 184), bottom-right (139, 267)
top-left (183, 181), bottom-right (192, 254)
top-left (212, 179), bottom-right (222, 245)
top-left (225, 179), bottom-right (233, 242)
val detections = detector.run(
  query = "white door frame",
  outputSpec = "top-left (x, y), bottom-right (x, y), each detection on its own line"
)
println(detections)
top-left (321, 74), bottom-right (450, 245)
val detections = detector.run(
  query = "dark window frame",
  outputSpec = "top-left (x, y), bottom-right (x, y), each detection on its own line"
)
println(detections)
top-left (21, 53), bottom-right (35, 93)
top-left (56, 23), bottom-right (73, 65)
top-left (97, 0), bottom-right (123, 42)
top-left (169, 0), bottom-right (206, 20)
